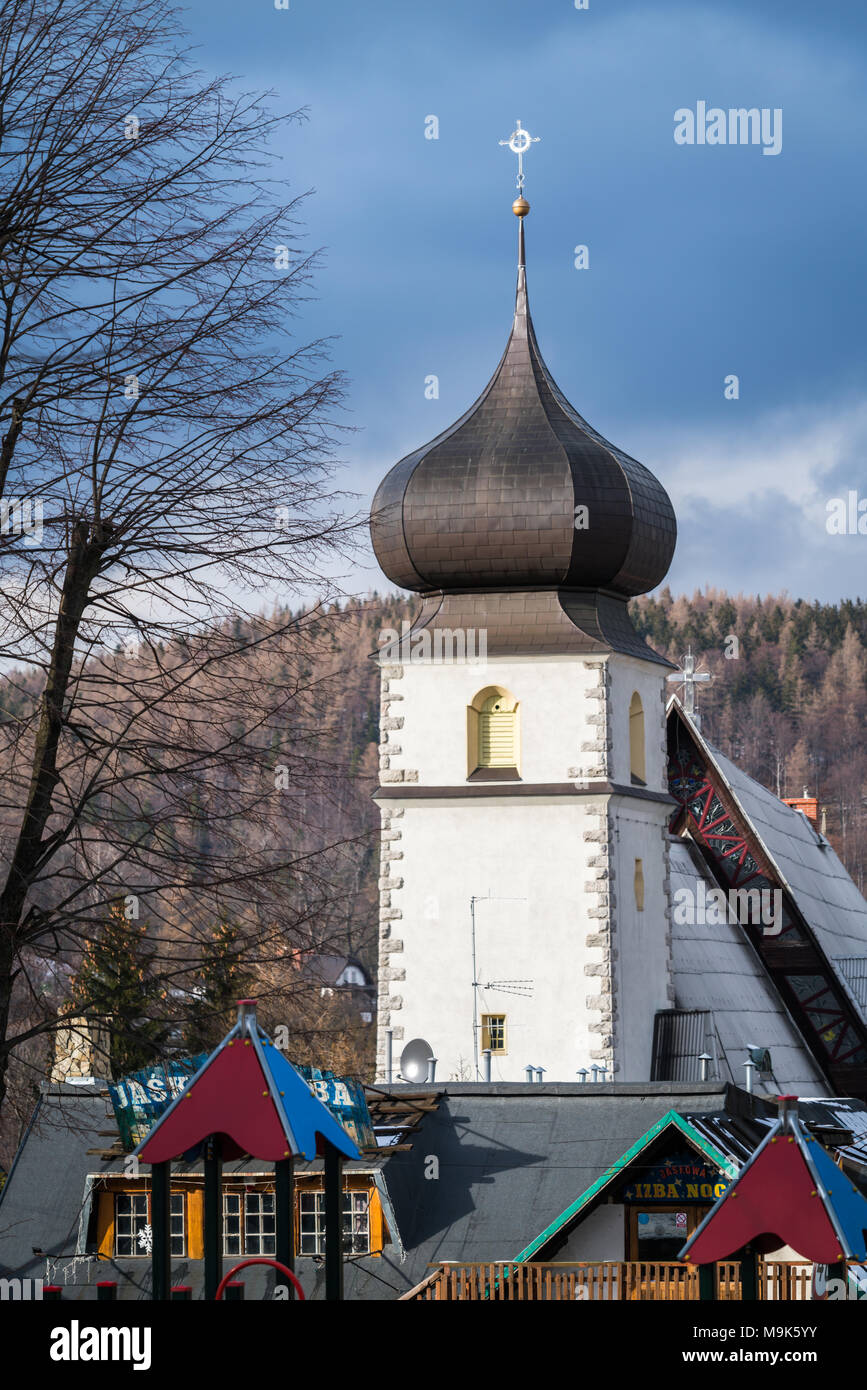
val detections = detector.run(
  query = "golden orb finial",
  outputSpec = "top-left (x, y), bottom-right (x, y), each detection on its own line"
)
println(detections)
top-left (512, 196), bottom-right (530, 218)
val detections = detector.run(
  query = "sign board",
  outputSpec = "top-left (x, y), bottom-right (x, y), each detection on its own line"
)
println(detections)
top-left (621, 1151), bottom-right (729, 1204)
top-left (296, 1066), bottom-right (376, 1149)
top-left (109, 1056), bottom-right (208, 1151)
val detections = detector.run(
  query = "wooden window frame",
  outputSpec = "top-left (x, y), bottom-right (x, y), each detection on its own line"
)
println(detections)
top-left (111, 1189), bottom-right (186, 1258)
top-left (481, 1013), bottom-right (507, 1054)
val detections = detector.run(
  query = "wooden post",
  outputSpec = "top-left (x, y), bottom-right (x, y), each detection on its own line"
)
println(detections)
top-left (698, 1263), bottom-right (716, 1301)
top-left (203, 1135), bottom-right (223, 1301)
top-left (324, 1142), bottom-right (344, 1302)
top-left (150, 1162), bottom-right (172, 1301)
top-left (740, 1247), bottom-right (759, 1301)
top-left (275, 1156), bottom-right (295, 1299)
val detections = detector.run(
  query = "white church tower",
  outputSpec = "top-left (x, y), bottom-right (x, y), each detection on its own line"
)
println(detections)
top-left (369, 140), bottom-right (678, 1083)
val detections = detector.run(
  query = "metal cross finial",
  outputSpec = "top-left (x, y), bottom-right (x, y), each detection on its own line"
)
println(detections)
top-left (499, 120), bottom-right (540, 194)
top-left (667, 645), bottom-right (712, 730)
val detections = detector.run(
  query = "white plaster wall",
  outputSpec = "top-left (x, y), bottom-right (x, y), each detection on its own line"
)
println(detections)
top-left (376, 646), bottom-right (673, 1083)
top-left (608, 655), bottom-right (668, 790)
top-left (611, 798), bottom-right (673, 1080)
top-left (558, 1204), bottom-right (625, 1261)
top-left (385, 655), bottom-right (602, 786)
top-left (390, 796), bottom-right (607, 1081)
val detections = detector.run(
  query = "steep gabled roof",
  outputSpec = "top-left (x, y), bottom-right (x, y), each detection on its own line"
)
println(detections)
top-left (513, 1108), bottom-right (739, 1263)
top-left (667, 702), bottom-right (867, 1096)
top-left (710, 743), bottom-right (867, 991)
top-left (669, 701), bottom-right (867, 996)
top-left (668, 837), bottom-right (827, 1093)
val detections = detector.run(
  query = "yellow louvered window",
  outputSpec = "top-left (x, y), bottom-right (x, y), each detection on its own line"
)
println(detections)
top-left (467, 686), bottom-right (519, 779)
top-left (479, 694), bottom-right (516, 767)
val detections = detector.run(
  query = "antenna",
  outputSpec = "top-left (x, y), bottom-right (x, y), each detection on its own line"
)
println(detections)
top-left (483, 980), bottom-right (534, 997)
top-left (470, 893), bottom-right (529, 1079)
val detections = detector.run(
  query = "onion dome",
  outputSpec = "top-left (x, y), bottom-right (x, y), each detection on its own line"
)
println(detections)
top-left (371, 207), bottom-right (676, 598)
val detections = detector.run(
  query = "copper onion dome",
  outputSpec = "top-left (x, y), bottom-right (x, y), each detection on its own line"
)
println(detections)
top-left (370, 210), bottom-right (676, 599)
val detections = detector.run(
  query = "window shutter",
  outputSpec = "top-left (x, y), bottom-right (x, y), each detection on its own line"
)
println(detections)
top-left (480, 709), bottom-right (515, 767)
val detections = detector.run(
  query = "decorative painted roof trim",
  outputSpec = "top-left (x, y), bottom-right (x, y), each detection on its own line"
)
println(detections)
top-left (513, 1108), bottom-right (739, 1264)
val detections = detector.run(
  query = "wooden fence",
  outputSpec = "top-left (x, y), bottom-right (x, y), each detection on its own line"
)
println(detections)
top-left (401, 1260), bottom-right (816, 1301)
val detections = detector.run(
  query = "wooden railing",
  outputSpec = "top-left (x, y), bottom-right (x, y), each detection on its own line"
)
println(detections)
top-left (401, 1260), bottom-right (815, 1301)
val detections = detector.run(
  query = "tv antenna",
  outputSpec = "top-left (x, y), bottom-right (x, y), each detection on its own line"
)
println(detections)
top-left (470, 893), bottom-right (530, 1080)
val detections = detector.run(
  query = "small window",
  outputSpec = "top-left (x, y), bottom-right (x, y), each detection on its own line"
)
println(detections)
top-left (223, 1191), bottom-right (275, 1256)
top-left (245, 1192), bottom-right (275, 1255)
top-left (115, 1192), bottom-right (149, 1257)
top-left (629, 691), bottom-right (646, 786)
top-left (115, 1191), bottom-right (184, 1257)
top-left (481, 1014), bottom-right (507, 1054)
top-left (467, 686), bottom-right (520, 779)
top-left (169, 1194), bottom-right (185, 1257)
top-left (634, 859), bottom-right (645, 912)
top-left (223, 1192), bottom-right (242, 1256)
top-left (298, 1190), bottom-right (370, 1256)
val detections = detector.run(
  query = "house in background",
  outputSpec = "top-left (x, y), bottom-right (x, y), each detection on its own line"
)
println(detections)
top-left (302, 954), bottom-right (376, 1024)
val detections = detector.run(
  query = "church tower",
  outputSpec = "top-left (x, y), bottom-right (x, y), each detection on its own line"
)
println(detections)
top-left (369, 139), bottom-right (678, 1083)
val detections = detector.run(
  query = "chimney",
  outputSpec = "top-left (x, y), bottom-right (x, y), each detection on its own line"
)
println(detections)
top-left (51, 1011), bottom-right (111, 1083)
top-left (782, 790), bottom-right (819, 826)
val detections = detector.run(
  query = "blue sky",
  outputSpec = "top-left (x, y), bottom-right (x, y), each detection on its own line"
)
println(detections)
top-left (184, 0), bottom-right (867, 603)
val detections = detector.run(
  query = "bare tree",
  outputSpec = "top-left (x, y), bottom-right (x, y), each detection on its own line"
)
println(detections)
top-left (0, 0), bottom-right (370, 1126)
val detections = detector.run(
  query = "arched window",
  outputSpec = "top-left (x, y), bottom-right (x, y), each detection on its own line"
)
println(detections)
top-left (629, 691), bottom-right (646, 786)
top-left (467, 686), bottom-right (520, 780)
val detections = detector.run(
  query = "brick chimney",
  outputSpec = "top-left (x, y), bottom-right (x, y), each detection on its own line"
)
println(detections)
top-left (782, 787), bottom-right (819, 826)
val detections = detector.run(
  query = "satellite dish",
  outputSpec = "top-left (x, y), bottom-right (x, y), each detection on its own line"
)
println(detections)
top-left (400, 1037), bottom-right (433, 1082)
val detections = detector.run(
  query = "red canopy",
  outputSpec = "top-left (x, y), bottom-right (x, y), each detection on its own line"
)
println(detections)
top-left (681, 1096), bottom-right (867, 1265)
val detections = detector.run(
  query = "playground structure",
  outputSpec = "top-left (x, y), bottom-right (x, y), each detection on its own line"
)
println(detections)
top-left (134, 999), bottom-right (360, 1301)
top-left (679, 1093), bottom-right (867, 1299)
